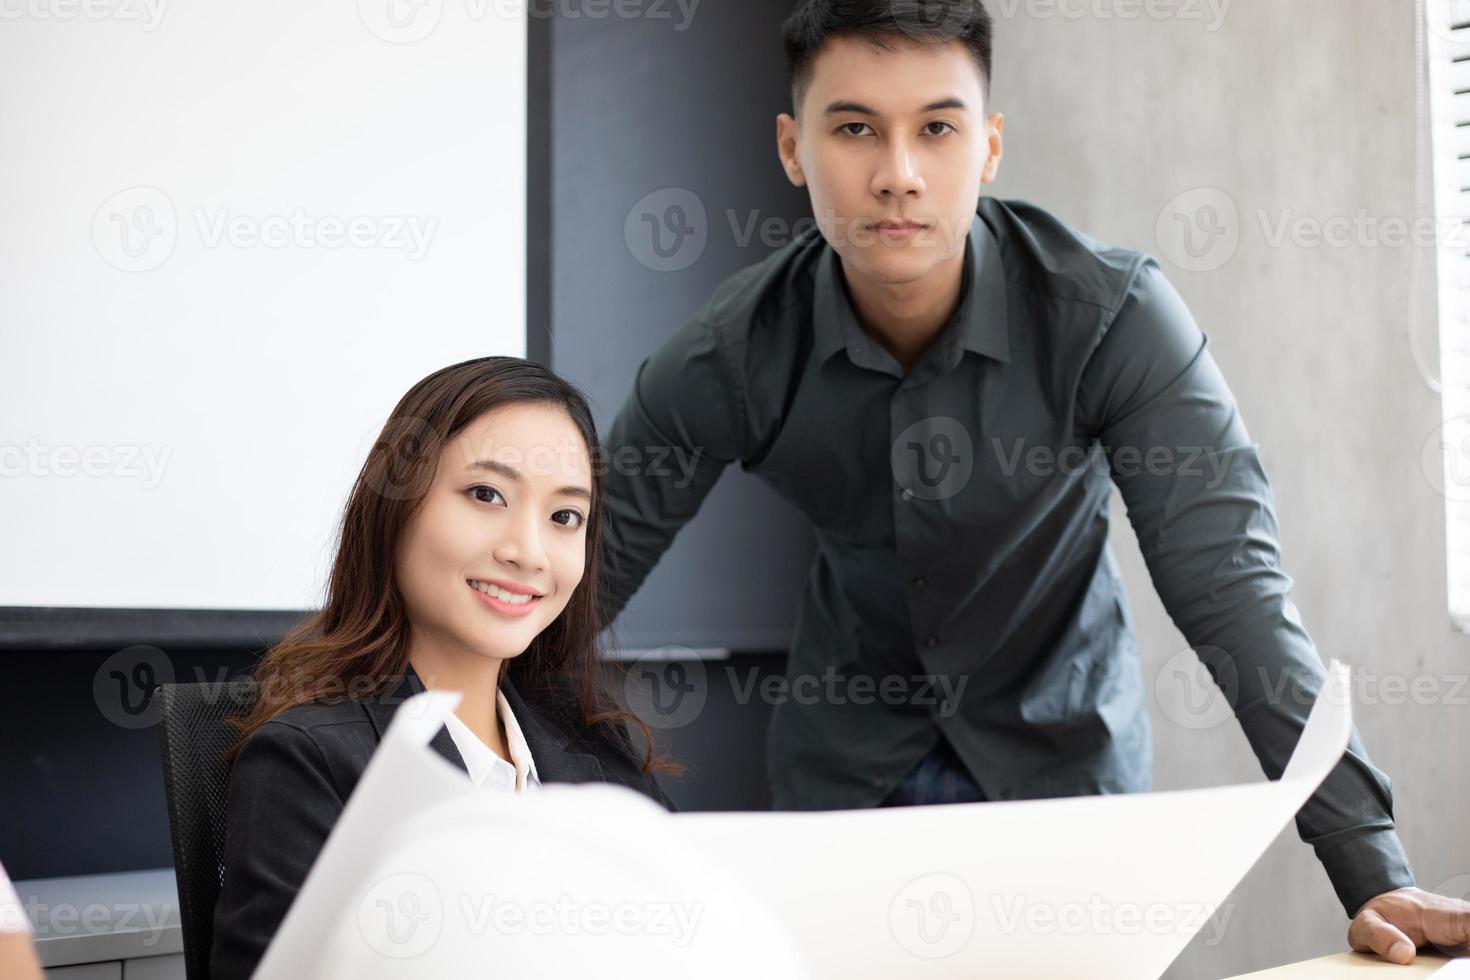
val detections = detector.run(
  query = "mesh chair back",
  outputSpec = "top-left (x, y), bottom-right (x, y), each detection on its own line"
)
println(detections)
top-left (156, 679), bottom-right (257, 980)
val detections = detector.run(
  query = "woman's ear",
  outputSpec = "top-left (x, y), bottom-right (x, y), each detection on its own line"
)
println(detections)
top-left (776, 113), bottom-right (807, 188)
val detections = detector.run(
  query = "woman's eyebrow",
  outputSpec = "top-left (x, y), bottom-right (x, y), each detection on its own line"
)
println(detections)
top-left (824, 96), bottom-right (970, 116)
top-left (467, 459), bottom-right (592, 501)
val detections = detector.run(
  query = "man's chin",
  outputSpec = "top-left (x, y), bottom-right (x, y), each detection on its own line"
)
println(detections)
top-left (848, 247), bottom-right (948, 286)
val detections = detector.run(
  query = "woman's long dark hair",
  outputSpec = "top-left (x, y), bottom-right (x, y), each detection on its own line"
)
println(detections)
top-left (226, 356), bottom-right (677, 777)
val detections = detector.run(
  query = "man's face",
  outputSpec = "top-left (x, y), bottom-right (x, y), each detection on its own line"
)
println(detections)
top-left (777, 35), bottom-right (1003, 286)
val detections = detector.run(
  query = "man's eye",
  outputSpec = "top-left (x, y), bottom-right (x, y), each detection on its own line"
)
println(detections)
top-left (926, 121), bottom-right (955, 136)
top-left (841, 122), bottom-right (871, 137)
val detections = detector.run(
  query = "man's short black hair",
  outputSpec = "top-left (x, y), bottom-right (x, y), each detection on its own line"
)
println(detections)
top-left (782, 0), bottom-right (993, 116)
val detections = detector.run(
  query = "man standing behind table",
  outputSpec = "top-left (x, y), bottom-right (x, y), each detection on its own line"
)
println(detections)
top-left (596, 0), bottom-right (1470, 963)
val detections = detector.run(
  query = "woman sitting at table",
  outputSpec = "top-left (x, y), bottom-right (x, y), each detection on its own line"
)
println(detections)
top-left (210, 356), bottom-right (680, 980)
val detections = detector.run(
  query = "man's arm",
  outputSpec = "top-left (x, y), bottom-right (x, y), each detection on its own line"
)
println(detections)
top-left (1076, 256), bottom-right (1415, 918)
top-left (596, 308), bottom-right (747, 630)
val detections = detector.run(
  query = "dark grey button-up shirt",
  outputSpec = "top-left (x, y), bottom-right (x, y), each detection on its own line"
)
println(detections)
top-left (597, 197), bottom-right (1415, 917)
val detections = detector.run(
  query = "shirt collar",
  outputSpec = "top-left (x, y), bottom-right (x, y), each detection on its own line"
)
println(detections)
top-left (813, 211), bottom-right (1010, 371)
top-left (441, 686), bottom-right (541, 793)
top-left (380, 662), bottom-right (611, 785)
top-left (496, 685), bottom-right (539, 788)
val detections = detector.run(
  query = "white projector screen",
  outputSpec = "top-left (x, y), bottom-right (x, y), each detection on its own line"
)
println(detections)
top-left (0, 2), bottom-right (527, 623)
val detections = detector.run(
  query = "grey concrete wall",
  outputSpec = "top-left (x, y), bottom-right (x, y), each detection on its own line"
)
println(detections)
top-left (985, 0), bottom-right (1470, 975)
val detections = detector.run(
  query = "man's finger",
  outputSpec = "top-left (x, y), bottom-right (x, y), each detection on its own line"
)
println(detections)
top-left (1425, 896), bottom-right (1470, 955)
top-left (1348, 907), bottom-right (1417, 965)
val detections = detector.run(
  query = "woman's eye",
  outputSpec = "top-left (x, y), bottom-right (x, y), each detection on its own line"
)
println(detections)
top-left (472, 486), bottom-right (583, 530)
top-left (470, 485), bottom-right (503, 505)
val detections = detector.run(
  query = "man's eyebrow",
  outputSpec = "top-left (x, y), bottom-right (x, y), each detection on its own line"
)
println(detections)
top-left (824, 96), bottom-right (970, 116)
top-left (467, 459), bottom-right (592, 501)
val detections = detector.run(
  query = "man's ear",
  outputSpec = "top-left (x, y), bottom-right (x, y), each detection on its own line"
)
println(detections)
top-left (980, 111), bottom-right (1005, 184)
top-left (776, 113), bottom-right (807, 188)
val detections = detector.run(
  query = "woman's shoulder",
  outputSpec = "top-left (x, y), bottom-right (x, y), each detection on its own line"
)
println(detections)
top-left (263, 696), bottom-right (374, 732)
top-left (505, 679), bottom-right (674, 809)
top-left (231, 695), bottom-right (381, 783)
top-left (238, 698), bottom-right (372, 749)
top-left (503, 675), bottom-right (624, 751)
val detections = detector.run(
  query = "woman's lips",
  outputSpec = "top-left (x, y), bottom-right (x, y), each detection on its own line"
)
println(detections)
top-left (468, 580), bottom-right (541, 617)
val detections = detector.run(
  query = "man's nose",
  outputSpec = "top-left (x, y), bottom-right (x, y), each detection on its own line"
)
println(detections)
top-left (873, 136), bottom-right (925, 199)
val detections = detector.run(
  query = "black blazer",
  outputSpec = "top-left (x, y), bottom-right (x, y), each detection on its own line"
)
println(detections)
top-left (209, 664), bottom-right (673, 980)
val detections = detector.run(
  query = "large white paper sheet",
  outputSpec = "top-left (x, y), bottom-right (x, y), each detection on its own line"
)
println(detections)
top-left (252, 659), bottom-right (1356, 980)
top-left (250, 689), bottom-right (472, 979)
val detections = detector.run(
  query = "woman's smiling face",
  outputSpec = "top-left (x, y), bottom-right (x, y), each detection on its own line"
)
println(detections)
top-left (394, 401), bottom-right (594, 666)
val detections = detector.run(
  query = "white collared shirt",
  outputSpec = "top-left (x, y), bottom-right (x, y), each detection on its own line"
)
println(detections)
top-left (442, 687), bottom-right (540, 793)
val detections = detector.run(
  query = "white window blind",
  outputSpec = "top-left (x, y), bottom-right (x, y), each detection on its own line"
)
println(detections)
top-left (1425, 0), bottom-right (1470, 629)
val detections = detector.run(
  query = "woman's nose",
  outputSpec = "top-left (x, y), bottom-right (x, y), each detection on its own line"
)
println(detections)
top-left (492, 512), bottom-right (547, 571)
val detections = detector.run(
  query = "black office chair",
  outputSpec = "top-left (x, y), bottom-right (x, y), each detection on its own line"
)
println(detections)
top-left (156, 679), bottom-right (257, 980)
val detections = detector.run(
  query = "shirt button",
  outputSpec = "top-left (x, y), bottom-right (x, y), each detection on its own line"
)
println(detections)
top-left (900, 488), bottom-right (915, 502)
top-left (924, 635), bottom-right (938, 649)
top-left (911, 576), bottom-right (927, 588)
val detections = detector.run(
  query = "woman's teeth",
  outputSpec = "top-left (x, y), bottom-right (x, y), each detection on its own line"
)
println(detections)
top-left (468, 580), bottom-right (537, 605)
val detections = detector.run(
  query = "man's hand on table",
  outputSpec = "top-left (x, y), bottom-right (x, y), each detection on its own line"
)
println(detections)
top-left (1348, 887), bottom-right (1470, 964)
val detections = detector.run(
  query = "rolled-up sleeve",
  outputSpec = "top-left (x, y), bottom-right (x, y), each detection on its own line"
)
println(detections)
top-left (1077, 256), bottom-right (1416, 917)
top-left (597, 309), bottom-right (746, 628)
